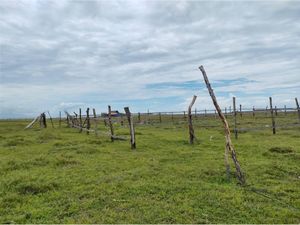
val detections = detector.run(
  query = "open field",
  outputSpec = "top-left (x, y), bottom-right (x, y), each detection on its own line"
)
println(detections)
top-left (0, 114), bottom-right (299, 223)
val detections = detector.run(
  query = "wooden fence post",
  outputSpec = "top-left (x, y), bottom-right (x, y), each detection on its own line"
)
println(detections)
top-left (40, 113), bottom-right (47, 128)
top-left (108, 105), bottom-right (114, 142)
top-left (269, 97), bottom-right (276, 134)
top-left (79, 108), bottom-right (82, 132)
top-left (188, 95), bottom-right (197, 144)
top-left (124, 107), bottom-right (136, 149)
top-left (295, 98), bottom-right (300, 123)
top-left (199, 65), bottom-right (245, 185)
top-left (59, 111), bottom-right (61, 128)
top-left (86, 108), bottom-right (90, 135)
top-left (284, 105), bottom-right (287, 116)
top-left (92, 108), bottom-right (98, 136)
top-left (233, 97), bottom-right (238, 139)
top-left (239, 104), bottom-right (242, 118)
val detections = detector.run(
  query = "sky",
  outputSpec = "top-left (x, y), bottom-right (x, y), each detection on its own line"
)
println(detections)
top-left (0, 0), bottom-right (299, 118)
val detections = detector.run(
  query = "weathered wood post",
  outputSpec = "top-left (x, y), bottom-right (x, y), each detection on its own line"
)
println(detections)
top-left (284, 105), bottom-right (287, 116)
top-left (188, 95), bottom-right (197, 144)
top-left (40, 113), bottom-right (47, 128)
top-left (79, 108), bottom-right (82, 132)
top-left (59, 111), bottom-right (61, 128)
top-left (239, 104), bottom-right (242, 118)
top-left (86, 108), bottom-right (90, 135)
top-left (295, 97), bottom-right (300, 123)
top-left (124, 107), bottom-right (136, 149)
top-left (93, 108), bottom-right (98, 136)
top-left (199, 65), bottom-right (245, 185)
top-left (233, 97), bottom-right (238, 139)
top-left (159, 112), bottom-right (162, 123)
top-left (108, 105), bottom-right (114, 142)
top-left (269, 97), bottom-right (276, 134)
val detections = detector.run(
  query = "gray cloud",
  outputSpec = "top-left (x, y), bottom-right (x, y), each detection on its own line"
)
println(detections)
top-left (0, 0), bottom-right (299, 118)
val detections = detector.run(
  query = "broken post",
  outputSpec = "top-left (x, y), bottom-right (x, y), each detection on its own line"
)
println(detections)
top-left (188, 95), bottom-right (197, 144)
top-left (233, 97), bottom-right (238, 139)
top-left (295, 98), bottom-right (300, 123)
top-left (108, 105), bottom-right (114, 142)
top-left (199, 65), bottom-right (245, 185)
top-left (269, 97), bottom-right (276, 134)
top-left (124, 107), bottom-right (136, 149)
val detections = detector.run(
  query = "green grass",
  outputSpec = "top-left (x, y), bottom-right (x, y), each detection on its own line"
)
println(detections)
top-left (0, 113), bottom-right (299, 223)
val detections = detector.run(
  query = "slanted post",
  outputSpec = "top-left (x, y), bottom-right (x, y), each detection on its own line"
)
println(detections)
top-left (86, 108), bottom-right (90, 135)
top-left (59, 111), bottom-right (61, 128)
top-left (269, 97), bottom-right (276, 134)
top-left (124, 107), bottom-right (136, 149)
top-left (79, 108), bottom-right (82, 132)
top-left (93, 108), bottom-right (98, 136)
top-left (199, 65), bottom-right (245, 185)
top-left (295, 98), bottom-right (300, 123)
top-left (233, 97), bottom-right (238, 139)
top-left (108, 105), bottom-right (114, 142)
top-left (188, 95), bottom-right (197, 144)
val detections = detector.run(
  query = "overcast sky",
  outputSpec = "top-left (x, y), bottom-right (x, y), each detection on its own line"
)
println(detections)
top-left (0, 0), bottom-right (299, 118)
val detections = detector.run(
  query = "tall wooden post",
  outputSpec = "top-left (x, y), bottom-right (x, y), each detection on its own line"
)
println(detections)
top-left (86, 108), bottom-right (90, 135)
top-left (199, 66), bottom-right (245, 185)
top-left (233, 97), bottom-right (238, 139)
top-left (59, 111), bottom-right (61, 128)
top-left (93, 108), bottom-right (98, 136)
top-left (108, 105), bottom-right (114, 142)
top-left (79, 108), bottom-right (82, 132)
top-left (295, 98), bottom-right (300, 123)
top-left (124, 107), bottom-right (136, 149)
top-left (188, 95), bottom-right (197, 144)
top-left (269, 97), bottom-right (276, 134)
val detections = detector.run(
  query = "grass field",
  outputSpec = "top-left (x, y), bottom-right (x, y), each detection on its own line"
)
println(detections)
top-left (0, 113), bottom-right (299, 223)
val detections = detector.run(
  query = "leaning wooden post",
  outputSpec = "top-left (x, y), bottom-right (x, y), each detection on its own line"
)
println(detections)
top-left (233, 97), bottom-right (238, 139)
top-left (188, 95), bottom-right (197, 144)
top-left (59, 111), bottom-right (61, 128)
top-left (86, 108), bottom-right (90, 135)
top-left (199, 66), bottom-right (245, 185)
top-left (92, 108), bottom-right (98, 136)
top-left (295, 97), bottom-right (300, 123)
top-left (79, 108), bottom-right (82, 133)
top-left (269, 97), bottom-right (276, 134)
top-left (108, 105), bottom-right (114, 142)
top-left (124, 107), bottom-right (136, 149)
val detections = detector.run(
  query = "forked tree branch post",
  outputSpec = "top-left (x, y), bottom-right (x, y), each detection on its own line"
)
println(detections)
top-left (188, 95), bottom-right (197, 144)
top-left (124, 107), bottom-right (136, 149)
top-left (199, 65), bottom-right (245, 185)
